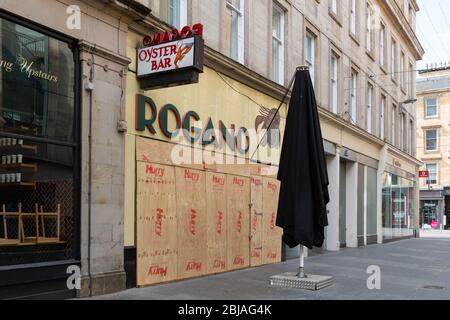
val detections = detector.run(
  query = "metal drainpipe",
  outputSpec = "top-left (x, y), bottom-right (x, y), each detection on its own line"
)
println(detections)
top-left (87, 57), bottom-right (94, 297)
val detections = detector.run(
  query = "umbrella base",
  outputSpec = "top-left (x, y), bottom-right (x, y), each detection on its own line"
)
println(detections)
top-left (270, 273), bottom-right (334, 291)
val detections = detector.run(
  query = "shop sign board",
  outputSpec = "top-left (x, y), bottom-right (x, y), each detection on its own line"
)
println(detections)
top-left (419, 170), bottom-right (430, 178)
top-left (137, 24), bottom-right (204, 89)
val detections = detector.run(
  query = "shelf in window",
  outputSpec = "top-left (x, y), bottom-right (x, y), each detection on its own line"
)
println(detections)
top-left (0, 163), bottom-right (37, 173)
top-left (0, 182), bottom-right (36, 190)
top-left (0, 144), bottom-right (38, 154)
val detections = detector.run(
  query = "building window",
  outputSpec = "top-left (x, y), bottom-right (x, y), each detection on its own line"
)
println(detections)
top-left (0, 16), bottom-right (78, 265)
top-left (350, 70), bottom-right (358, 124)
top-left (330, 0), bottom-right (338, 15)
top-left (400, 113), bottom-right (405, 151)
top-left (410, 119), bottom-right (414, 155)
top-left (425, 97), bottom-right (438, 118)
top-left (366, 3), bottom-right (374, 53)
top-left (426, 163), bottom-right (438, 185)
top-left (391, 104), bottom-right (397, 145)
top-left (381, 95), bottom-right (386, 140)
top-left (425, 129), bottom-right (438, 152)
top-left (305, 32), bottom-right (315, 86)
top-left (272, 4), bottom-right (284, 85)
top-left (400, 51), bottom-right (406, 89)
top-left (408, 62), bottom-right (414, 96)
top-left (350, 0), bottom-right (357, 35)
top-left (367, 83), bottom-right (373, 133)
top-left (226, 0), bottom-right (245, 64)
top-left (391, 38), bottom-right (397, 81)
top-left (166, 0), bottom-right (188, 29)
top-left (330, 52), bottom-right (339, 114)
top-left (380, 23), bottom-right (387, 68)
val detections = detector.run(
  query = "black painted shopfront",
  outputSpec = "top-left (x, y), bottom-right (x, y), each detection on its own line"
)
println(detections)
top-left (0, 12), bottom-right (80, 299)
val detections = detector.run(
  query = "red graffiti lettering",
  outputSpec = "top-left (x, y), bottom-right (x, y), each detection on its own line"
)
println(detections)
top-left (216, 210), bottom-right (223, 235)
top-left (213, 175), bottom-right (225, 186)
top-left (236, 210), bottom-right (242, 233)
top-left (155, 208), bottom-right (164, 236)
top-left (233, 177), bottom-right (244, 187)
top-left (267, 181), bottom-right (277, 192)
top-left (186, 261), bottom-right (202, 271)
top-left (190, 209), bottom-right (197, 235)
top-left (185, 169), bottom-right (200, 182)
top-left (146, 164), bottom-right (165, 177)
top-left (148, 265), bottom-right (168, 277)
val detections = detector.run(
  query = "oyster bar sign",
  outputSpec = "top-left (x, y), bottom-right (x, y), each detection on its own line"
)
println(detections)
top-left (137, 24), bottom-right (205, 89)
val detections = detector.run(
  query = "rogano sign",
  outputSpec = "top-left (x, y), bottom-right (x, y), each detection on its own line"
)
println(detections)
top-left (135, 94), bottom-right (259, 155)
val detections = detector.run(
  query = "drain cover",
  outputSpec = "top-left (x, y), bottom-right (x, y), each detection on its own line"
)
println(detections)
top-left (423, 285), bottom-right (445, 290)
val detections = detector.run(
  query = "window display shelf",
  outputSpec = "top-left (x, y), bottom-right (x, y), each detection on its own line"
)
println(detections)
top-left (0, 163), bottom-right (37, 173)
top-left (0, 144), bottom-right (38, 154)
top-left (0, 182), bottom-right (36, 190)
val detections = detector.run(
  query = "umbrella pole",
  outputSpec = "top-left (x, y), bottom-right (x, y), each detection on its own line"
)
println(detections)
top-left (298, 245), bottom-right (307, 278)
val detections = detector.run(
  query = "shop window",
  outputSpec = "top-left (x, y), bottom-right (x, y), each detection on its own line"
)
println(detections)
top-left (425, 97), bottom-right (438, 118)
top-left (0, 16), bottom-right (78, 266)
top-left (425, 129), bottom-right (438, 152)
top-left (382, 173), bottom-right (415, 240)
top-left (226, 0), bottom-right (245, 64)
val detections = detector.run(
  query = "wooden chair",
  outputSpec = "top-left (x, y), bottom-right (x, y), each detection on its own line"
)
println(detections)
top-left (19, 204), bottom-right (61, 244)
top-left (0, 204), bottom-right (21, 246)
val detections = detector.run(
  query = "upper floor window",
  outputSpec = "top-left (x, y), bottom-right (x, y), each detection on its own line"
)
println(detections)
top-left (381, 94), bottom-right (386, 140)
top-left (426, 163), bottom-right (438, 185)
top-left (425, 97), bottom-right (438, 118)
top-left (226, 0), bottom-right (245, 64)
top-left (350, 0), bottom-right (357, 35)
top-left (380, 23), bottom-right (387, 68)
top-left (330, 52), bottom-right (339, 114)
top-left (391, 104), bottom-right (397, 145)
top-left (425, 129), bottom-right (438, 152)
top-left (272, 4), bottom-right (285, 85)
top-left (391, 38), bottom-right (397, 82)
top-left (367, 83), bottom-right (374, 134)
top-left (366, 3), bottom-right (374, 53)
top-left (165, 0), bottom-right (187, 29)
top-left (305, 32), bottom-right (315, 85)
top-left (330, 0), bottom-right (338, 15)
top-left (400, 50), bottom-right (406, 89)
top-left (350, 69), bottom-right (358, 125)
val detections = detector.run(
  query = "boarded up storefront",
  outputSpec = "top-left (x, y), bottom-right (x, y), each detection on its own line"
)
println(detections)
top-left (135, 138), bottom-right (283, 286)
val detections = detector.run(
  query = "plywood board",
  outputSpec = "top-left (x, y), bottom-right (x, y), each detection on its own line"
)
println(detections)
top-left (250, 176), bottom-right (263, 267)
top-left (226, 175), bottom-right (250, 271)
top-left (262, 178), bottom-right (283, 265)
top-left (136, 136), bottom-right (203, 170)
top-left (176, 167), bottom-right (207, 279)
top-left (136, 162), bottom-right (178, 286)
top-left (206, 172), bottom-right (228, 275)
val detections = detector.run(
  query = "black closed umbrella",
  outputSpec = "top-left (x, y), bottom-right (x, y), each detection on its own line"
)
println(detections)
top-left (276, 68), bottom-right (330, 275)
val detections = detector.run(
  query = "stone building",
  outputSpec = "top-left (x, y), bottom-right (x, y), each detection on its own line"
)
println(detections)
top-left (417, 64), bottom-right (450, 231)
top-left (0, 0), bottom-right (424, 298)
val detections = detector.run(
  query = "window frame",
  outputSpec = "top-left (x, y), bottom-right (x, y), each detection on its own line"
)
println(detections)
top-left (226, 0), bottom-right (245, 64)
top-left (425, 163), bottom-right (438, 186)
top-left (366, 2), bottom-right (374, 54)
top-left (425, 97), bottom-right (438, 119)
top-left (367, 82), bottom-right (374, 134)
top-left (167, 0), bottom-right (188, 30)
top-left (425, 128), bottom-right (439, 153)
top-left (272, 3), bottom-right (285, 85)
top-left (350, 69), bottom-right (358, 125)
top-left (381, 94), bottom-right (387, 140)
top-left (380, 22), bottom-right (387, 69)
top-left (305, 31), bottom-right (316, 86)
top-left (330, 51), bottom-right (339, 114)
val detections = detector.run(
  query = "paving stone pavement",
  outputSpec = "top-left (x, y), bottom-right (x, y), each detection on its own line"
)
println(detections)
top-left (90, 238), bottom-right (450, 300)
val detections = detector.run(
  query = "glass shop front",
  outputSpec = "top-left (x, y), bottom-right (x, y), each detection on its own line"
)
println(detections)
top-left (382, 172), bottom-right (415, 240)
top-left (0, 15), bottom-right (79, 267)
